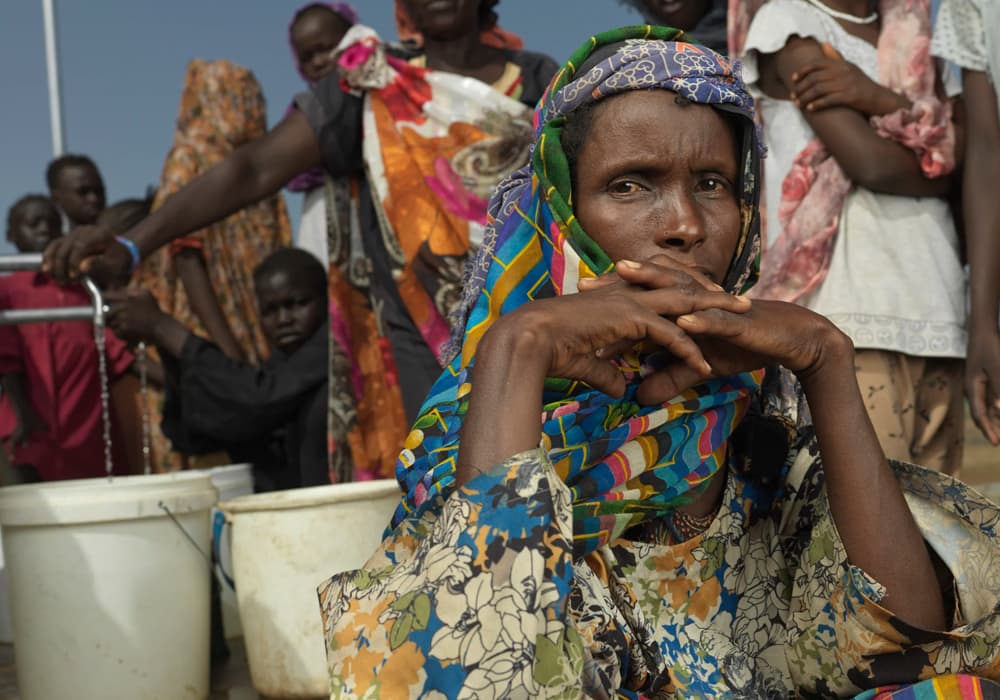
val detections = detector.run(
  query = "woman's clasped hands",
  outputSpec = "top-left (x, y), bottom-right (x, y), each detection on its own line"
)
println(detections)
top-left (484, 253), bottom-right (846, 404)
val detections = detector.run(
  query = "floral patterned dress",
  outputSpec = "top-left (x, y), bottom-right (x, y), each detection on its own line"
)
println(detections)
top-left (318, 429), bottom-right (1000, 698)
top-left (315, 28), bottom-right (1000, 699)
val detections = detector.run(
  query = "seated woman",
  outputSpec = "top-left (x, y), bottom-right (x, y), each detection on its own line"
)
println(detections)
top-left (317, 28), bottom-right (1000, 699)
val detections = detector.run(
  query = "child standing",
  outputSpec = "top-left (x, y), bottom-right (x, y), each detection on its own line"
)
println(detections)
top-left (0, 195), bottom-right (134, 480)
top-left (740, 0), bottom-right (966, 473)
top-left (106, 249), bottom-right (330, 491)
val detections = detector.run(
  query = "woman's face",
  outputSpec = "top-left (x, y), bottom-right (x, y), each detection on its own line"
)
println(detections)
top-left (292, 8), bottom-right (350, 84)
top-left (401, 0), bottom-right (480, 41)
top-left (573, 90), bottom-right (741, 284)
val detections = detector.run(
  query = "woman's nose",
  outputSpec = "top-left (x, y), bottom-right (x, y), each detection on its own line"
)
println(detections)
top-left (657, 193), bottom-right (705, 252)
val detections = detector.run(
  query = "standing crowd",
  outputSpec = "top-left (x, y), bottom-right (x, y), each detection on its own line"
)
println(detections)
top-left (3, 0), bottom-right (1000, 697)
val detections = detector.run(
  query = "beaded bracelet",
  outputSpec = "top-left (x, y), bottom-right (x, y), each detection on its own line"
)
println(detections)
top-left (115, 236), bottom-right (141, 274)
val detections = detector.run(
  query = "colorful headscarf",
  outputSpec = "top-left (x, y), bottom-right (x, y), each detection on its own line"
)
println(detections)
top-left (390, 26), bottom-right (765, 557)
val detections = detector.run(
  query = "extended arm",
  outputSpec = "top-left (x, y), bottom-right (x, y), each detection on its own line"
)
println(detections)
top-left (43, 110), bottom-right (322, 283)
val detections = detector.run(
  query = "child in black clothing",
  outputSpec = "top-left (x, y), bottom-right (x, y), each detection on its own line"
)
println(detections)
top-left (105, 248), bottom-right (329, 491)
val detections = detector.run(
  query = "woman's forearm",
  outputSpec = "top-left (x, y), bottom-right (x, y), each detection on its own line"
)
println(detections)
top-left (799, 336), bottom-right (946, 630)
top-left (173, 249), bottom-right (244, 361)
top-left (128, 110), bottom-right (321, 259)
top-left (456, 324), bottom-right (548, 486)
top-left (963, 71), bottom-right (1000, 330)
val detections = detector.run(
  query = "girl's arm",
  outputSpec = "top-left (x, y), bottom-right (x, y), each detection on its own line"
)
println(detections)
top-left (760, 37), bottom-right (952, 197)
top-left (173, 248), bottom-right (245, 362)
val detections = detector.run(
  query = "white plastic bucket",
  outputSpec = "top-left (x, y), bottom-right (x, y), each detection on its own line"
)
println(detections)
top-left (220, 479), bottom-right (400, 698)
top-left (207, 463), bottom-right (254, 639)
top-left (0, 472), bottom-right (217, 700)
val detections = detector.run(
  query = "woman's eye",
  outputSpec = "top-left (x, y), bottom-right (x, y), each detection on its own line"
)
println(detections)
top-left (608, 180), bottom-right (643, 195)
top-left (699, 177), bottom-right (731, 193)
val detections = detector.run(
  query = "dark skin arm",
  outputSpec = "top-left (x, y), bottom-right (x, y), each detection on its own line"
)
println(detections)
top-left (459, 257), bottom-right (945, 631)
top-left (104, 289), bottom-right (192, 361)
top-left (173, 248), bottom-right (244, 361)
top-left (43, 110), bottom-right (321, 285)
top-left (758, 37), bottom-right (951, 197)
top-left (962, 70), bottom-right (1000, 445)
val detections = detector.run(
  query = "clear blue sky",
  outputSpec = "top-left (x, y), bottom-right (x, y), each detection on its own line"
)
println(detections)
top-left (0, 1), bottom-right (643, 254)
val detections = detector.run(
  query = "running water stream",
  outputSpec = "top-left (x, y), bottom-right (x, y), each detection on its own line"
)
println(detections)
top-left (91, 297), bottom-right (114, 480)
top-left (90, 282), bottom-right (152, 479)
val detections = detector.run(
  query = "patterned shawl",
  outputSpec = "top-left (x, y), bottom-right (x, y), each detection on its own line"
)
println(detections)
top-left (749, 0), bottom-right (957, 302)
top-left (391, 26), bottom-right (766, 557)
top-left (334, 24), bottom-right (535, 364)
top-left (135, 59), bottom-right (291, 472)
top-left (320, 25), bottom-right (538, 483)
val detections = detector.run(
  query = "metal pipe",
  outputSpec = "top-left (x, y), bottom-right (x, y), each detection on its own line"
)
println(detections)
top-left (82, 277), bottom-right (105, 328)
top-left (0, 254), bottom-right (105, 327)
top-left (0, 254), bottom-right (44, 273)
top-left (0, 306), bottom-right (95, 325)
top-left (41, 0), bottom-right (65, 157)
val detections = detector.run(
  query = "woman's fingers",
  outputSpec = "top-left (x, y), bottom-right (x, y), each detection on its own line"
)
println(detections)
top-left (612, 259), bottom-right (751, 317)
top-left (569, 356), bottom-right (628, 398)
top-left (676, 307), bottom-right (750, 339)
top-left (640, 311), bottom-right (712, 376)
top-left (617, 256), bottom-right (722, 291)
top-left (636, 363), bottom-right (705, 405)
top-left (577, 273), bottom-right (620, 291)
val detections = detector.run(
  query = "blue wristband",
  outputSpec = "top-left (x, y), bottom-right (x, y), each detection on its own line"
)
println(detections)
top-left (115, 236), bottom-right (141, 274)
